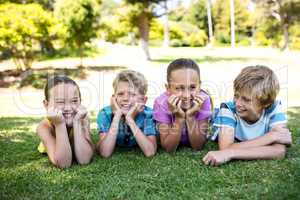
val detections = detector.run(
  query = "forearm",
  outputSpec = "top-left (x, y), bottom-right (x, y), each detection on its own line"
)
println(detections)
top-left (161, 118), bottom-right (185, 152)
top-left (223, 132), bottom-right (275, 150)
top-left (186, 117), bottom-right (207, 150)
top-left (127, 119), bottom-right (156, 157)
top-left (229, 144), bottom-right (286, 160)
top-left (98, 115), bottom-right (121, 158)
top-left (73, 120), bottom-right (93, 164)
top-left (54, 124), bottom-right (72, 168)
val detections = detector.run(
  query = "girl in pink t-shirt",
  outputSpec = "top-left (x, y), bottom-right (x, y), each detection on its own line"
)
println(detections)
top-left (153, 58), bottom-right (212, 152)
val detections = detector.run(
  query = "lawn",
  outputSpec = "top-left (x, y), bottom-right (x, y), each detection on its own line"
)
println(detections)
top-left (0, 108), bottom-right (299, 200)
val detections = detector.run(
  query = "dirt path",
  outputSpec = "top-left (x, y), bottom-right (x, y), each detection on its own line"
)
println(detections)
top-left (0, 44), bottom-right (299, 116)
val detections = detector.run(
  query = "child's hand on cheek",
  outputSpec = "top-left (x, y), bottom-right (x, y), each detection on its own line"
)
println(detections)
top-left (186, 94), bottom-right (204, 117)
top-left (47, 107), bottom-right (65, 126)
top-left (125, 102), bottom-right (142, 122)
top-left (167, 95), bottom-right (185, 118)
top-left (111, 95), bottom-right (123, 117)
top-left (74, 105), bottom-right (88, 121)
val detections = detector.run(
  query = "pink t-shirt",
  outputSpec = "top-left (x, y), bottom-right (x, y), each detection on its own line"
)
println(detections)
top-left (153, 90), bottom-right (212, 146)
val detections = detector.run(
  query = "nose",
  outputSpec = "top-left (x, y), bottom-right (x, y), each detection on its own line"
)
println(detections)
top-left (182, 89), bottom-right (191, 100)
top-left (63, 102), bottom-right (72, 111)
top-left (235, 97), bottom-right (242, 107)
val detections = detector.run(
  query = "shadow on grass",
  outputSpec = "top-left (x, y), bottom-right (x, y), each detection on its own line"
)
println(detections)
top-left (0, 65), bottom-right (126, 89)
top-left (151, 56), bottom-right (268, 64)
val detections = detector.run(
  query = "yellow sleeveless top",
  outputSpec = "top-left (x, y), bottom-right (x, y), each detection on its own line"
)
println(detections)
top-left (38, 119), bottom-right (74, 153)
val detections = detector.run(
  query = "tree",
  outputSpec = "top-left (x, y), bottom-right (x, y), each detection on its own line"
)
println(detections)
top-left (0, 0), bottom-right (55, 10)
top-left (230, 0), bottom-right (235, 47)
top-left (255, 0), bottom-right (300, 51)
top-left (124, 0), bottom-right (167, 60)
top-left (54, 0), bottom-right (101, 66)
top-left (0, 3), bottom-right (64, 71)
top-left (213, 0), bottom-right (251, 45)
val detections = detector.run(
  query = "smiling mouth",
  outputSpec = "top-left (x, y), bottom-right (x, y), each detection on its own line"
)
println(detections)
top-left (63, 113), bottom-right (74, 118)
top-left (236, 109), bottom-right (247, 114)
top-left (120, 104), bottom-right (131, 110)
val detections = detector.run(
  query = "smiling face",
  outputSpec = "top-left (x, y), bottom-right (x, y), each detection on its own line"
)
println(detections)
top-left (233, 89), bottom-right (264, 123)
top-left (166, 68), bottom-right (200, 110)
top-left (114, 81), bottom-right (146, 114)
top-left (44, 83), bottom-right (81, 127)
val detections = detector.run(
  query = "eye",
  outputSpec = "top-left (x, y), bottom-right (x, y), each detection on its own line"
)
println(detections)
top-left (242, 96), bottom-right (251, 103)
top-left (129, 92), bottom-right (136, 97)
top-left (117, 92), bottom-right (124, 97)
top-left (55, 101), bottom-right (64, 104)
top-left (190, 85), bottom-right (196, 90)
top-left (71, 99), bottom-right (79, 104)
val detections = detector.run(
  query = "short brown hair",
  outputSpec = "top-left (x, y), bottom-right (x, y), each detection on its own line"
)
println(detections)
top-left (234, 65), bottom-right (279, 107)
top-left (113, 70), bottom-right (148, 95)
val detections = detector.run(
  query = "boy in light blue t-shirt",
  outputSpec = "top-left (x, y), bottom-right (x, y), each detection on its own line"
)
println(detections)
top-left (203, 65), bottom-right (292, 166)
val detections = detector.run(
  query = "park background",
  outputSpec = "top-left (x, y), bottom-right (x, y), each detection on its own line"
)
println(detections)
top-left (0, 0), bottom-right (299, 199)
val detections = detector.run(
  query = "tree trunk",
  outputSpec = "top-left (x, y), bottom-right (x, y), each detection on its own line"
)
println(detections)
top-left (163, 1), bottom-right (170, 47)
top-left (206, 0), bottom-right (213, 47)
top-left (281, 22), bottom-right (289, 51)
top-left (230, 0), bottom-right (235, 48)
top-left (137, 12), bottom-right (151, 60)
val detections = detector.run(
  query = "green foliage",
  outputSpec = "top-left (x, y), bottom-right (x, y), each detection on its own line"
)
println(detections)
top-left (0, 3), bottom-right (64, 71)
top-left (149, 19), bottom-right (163, 41)
top-left (184, 0), bottom-right (208, 34)
top-left (255, 19), bottom-right (282, 47)
top-left (213, 0), bottom-right (251, 44)
top-left (169, 22), bottom-right (207, 47)
top-left (54, 0), bottom-right (101, 50)
top-left (289, 24), bottom-right (300, 50)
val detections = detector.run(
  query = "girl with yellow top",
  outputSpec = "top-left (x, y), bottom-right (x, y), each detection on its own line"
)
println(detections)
top-left (36, 75), bottom-right (94, 168)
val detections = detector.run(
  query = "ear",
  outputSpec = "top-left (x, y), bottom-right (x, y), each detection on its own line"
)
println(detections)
top-left (43, 100), bottom-right (48, 109)
top-left (165, 83), bottom-right (170, 92)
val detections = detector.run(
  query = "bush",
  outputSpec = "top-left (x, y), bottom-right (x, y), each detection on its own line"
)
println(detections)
top-left (170, 39), bottom-right (184, 47)
top-left (0, 3), bottom-right (64, 71)
top-left (186, 30), bottom-right (208, 47)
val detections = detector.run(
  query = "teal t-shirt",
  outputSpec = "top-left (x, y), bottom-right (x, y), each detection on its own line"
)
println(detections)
top-left (97, 106), bottom-right (157, 147)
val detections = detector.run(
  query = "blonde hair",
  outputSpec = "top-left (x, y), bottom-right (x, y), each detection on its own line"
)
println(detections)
top-left (113, 70), bottom-right (148, 95)
top-left (234, 65), bottom-right (279, 107)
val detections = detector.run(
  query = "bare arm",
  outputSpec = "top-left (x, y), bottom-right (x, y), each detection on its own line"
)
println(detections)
top-left (186, 117), bottom-right (208, 150)
top-left (203, 124), bottom-right (291, 166)
top-left (36, 119), bottom-right (72, 168)
top-left (126, 117), bottom-right (157, 157)
top-left (203, 144), bottom-right (286, 166)
top-left (158, 117), bottom-right (185, 152)
top-left (73, 116), bottom-right (94, 165)
top-left (218, 124), bottom-right (292, 150)
top-left (97, 113), bottom-right (122, 158)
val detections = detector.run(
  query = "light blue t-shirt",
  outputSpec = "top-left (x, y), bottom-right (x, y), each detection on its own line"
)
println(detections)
top-left (211, 101), bottom-right (287, 141)
top-left (97, 106), bottom-right (157, 147)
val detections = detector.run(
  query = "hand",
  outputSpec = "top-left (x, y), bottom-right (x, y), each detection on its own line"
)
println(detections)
top-left (125, 102), bottom-right (143, 122)
top-left (111, 95), bottom-right (123, 117)
top-left (202, 150), bottom-right (233, 166)
top-left (47, 107), bottom-right (65, 126)
top-left (270, 130), bottom-right (292, 145)
top-left (186, 94), bottom-right (204, 118)
top-left (167, 95), bottom-right (185, 118)
top-left (74, 105), bottom-right (88, 121)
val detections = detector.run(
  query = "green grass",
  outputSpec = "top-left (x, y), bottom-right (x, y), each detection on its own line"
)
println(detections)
top-left (1, 109), bottom-right (300, 200)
